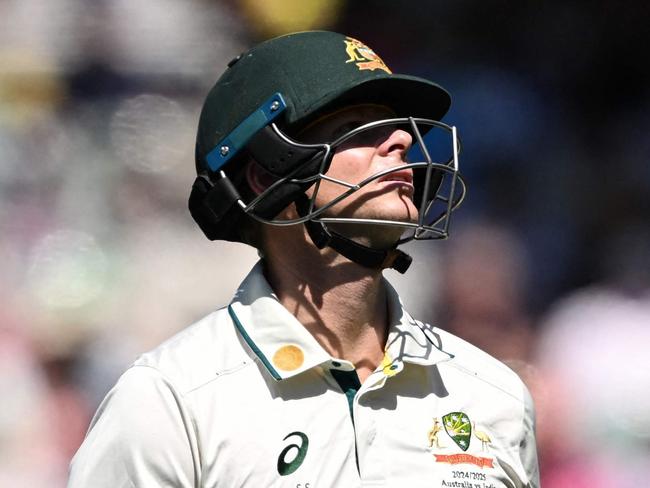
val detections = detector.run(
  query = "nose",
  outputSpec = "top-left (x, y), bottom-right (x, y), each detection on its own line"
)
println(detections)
top-left (377, 128), bottom-right (412, 157)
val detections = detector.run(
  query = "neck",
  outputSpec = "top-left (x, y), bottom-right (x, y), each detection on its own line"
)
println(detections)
top-left (262, 226), bottom-right (390, 382)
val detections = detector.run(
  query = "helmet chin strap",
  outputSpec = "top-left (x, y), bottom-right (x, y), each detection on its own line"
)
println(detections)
top-left (296, 195), bottom-right (413, 274)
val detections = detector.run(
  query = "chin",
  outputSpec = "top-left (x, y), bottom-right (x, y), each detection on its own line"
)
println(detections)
top-left (321, 193), bottom-right (418, 231)
top-left (370, 197), bottom-right (418, 223)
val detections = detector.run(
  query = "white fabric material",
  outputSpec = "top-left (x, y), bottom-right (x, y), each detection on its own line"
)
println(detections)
top-left (69, 261), bottom-right (539, 487)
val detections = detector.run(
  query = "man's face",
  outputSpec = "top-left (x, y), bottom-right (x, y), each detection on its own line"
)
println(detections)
top-left (297, 104), bottom-right (418, 246)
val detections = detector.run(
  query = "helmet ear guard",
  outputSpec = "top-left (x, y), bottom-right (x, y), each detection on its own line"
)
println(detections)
top-left (246, 124), bottom-right (322, 177)
top-left (188, 114), bottom-right (325, 242)
top-left (243, 124), bottom-right (326, 218)
top-left (188, 174), bottom-right (242, 241)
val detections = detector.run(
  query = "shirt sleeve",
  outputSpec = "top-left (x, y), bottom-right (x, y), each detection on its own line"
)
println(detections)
top-left (68, 365), bottom-right (199, 488)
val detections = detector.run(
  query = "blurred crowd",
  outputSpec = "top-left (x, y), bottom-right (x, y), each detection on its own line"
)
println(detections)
top-left (1, 1), bottom-right (648, 487)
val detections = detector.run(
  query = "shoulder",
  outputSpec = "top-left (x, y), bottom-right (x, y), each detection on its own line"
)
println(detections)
top-left (424, 322), bottom-right (531, 405)
top-left (132, 306), bottom-right (253, 395)
top-left (69, 363), bottom-right (200, 487)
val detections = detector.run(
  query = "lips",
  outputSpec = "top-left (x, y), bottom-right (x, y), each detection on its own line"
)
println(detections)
top-left (377, 169), bottom-right (414, 185)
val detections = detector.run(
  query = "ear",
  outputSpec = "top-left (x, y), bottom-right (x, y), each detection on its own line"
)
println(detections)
top-left (246, 160), bottom-right (278, 195)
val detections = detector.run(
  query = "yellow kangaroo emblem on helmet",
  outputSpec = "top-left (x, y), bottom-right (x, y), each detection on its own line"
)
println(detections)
top-left (343, 37), bottom-right (392, 74)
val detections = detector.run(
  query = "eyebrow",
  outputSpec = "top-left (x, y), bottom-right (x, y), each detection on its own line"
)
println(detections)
top-left (330, 120), bottom-right (365, 141)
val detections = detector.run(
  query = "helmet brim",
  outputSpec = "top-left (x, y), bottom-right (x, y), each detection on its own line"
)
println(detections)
top-left (292, 74), bottom-right (451, 131)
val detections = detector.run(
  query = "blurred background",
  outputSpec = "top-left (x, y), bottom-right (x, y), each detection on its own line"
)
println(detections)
top-left (0, 1), bottom-right (648, 486)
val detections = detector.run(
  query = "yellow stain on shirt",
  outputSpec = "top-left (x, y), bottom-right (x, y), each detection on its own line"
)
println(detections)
top-left (273, 345), bottom-right (305, 371)
top-left (381, 352), bottom-right (399, 377)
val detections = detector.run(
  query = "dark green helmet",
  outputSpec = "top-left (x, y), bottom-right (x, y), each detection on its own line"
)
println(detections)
top-left (189, 31), bottom-right (464, 273)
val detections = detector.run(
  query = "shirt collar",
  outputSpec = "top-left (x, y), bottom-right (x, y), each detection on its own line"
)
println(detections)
top-left (228, 261), bottom-right (453, 381)
top-left (228, 262), bottom-right (335, 380)
top-left (382, 280), bottom-right (454, 372)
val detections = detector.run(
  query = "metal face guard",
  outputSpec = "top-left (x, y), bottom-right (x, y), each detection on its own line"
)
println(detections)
top-left (238, 116), bottom-right (466, 242)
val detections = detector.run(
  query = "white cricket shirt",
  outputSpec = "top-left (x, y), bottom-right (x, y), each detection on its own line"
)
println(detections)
top-left (69, 261), bottom-right (539, 487)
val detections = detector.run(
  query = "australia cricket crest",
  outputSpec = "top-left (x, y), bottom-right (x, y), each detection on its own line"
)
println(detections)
top-left (442, 411), bottom-right (471, 451)
top-left (428, 412), bottom-right (495, 470)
